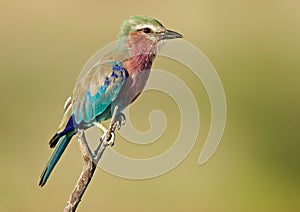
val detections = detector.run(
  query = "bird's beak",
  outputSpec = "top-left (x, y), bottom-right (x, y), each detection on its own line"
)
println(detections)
top-left (159, 29), bottom-right (183, 40)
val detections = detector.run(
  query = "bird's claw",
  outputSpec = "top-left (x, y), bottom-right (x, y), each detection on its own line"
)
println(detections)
top-left (107, 132), bottom-right (115, 146)
top-left (94, 113), bottom-right (125, 147)
top-left (114, 112), bottom-right (126, 130)
top-left (100, 131), bottom-right (115, 146)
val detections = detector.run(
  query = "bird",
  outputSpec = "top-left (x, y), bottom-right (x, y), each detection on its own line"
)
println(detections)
top-left (39, 15), bottom-right (183, 186)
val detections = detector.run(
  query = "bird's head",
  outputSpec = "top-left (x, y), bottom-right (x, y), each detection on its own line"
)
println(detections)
top-left (119, 16), bottom-right (183, 45)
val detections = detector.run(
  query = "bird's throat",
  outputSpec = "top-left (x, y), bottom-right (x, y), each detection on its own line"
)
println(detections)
top-left (122, 32), bottom-right (158, 74)
top-left (124, 53), bottom-right (156, 75)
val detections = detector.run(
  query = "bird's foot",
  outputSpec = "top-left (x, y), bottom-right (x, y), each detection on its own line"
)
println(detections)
top-left (100, 131), bottom-right (115, 146)
top-left (106, 132), bottom-right (115, 146)
top-left (114, 112), bottom-right (126, 130)
top-left (93, 112), bottom-right (125, 147)
top-left (95, 122), bottom-right (115, 146)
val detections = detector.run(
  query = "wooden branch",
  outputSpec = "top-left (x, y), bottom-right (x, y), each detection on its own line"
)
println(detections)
top-left (64, 106), bottom-right (119, 212)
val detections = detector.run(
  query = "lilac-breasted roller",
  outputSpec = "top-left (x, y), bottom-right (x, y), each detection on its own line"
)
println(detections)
top-left (39, 16), bottom-right (183, 186)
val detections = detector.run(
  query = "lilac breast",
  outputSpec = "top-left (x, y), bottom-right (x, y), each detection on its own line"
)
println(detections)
top-left (111, 68), bottom-right (150, 112)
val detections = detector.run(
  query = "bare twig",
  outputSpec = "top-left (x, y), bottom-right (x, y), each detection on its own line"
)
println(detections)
top-left (64, 106), bottom-right (119, 212)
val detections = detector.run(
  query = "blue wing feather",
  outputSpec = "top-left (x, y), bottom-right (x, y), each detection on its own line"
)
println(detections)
top-left (72, 61), bottom-right (127, 124)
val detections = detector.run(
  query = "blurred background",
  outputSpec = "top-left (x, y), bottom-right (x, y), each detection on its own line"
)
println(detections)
top-left (1, 0), bottom-right (299, 211)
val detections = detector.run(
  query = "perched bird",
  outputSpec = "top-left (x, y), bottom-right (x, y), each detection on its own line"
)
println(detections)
top-left (39, 16), bottom-right (183, 186)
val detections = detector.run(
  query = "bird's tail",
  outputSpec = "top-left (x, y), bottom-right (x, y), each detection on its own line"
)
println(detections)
top-left (39, 131), bottom-right (75, 186)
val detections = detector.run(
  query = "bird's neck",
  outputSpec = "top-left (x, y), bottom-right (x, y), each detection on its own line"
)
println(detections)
top-left (119, 33), bottom-right (158, 75)
top-left (124, 54), bottom-right (156, 75)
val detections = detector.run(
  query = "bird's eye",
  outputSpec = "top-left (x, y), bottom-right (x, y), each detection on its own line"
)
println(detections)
top-left (142, 28), bottom-right (152, 34)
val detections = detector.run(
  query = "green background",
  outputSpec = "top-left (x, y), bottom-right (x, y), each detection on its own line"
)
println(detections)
top-left (1, 0), bottom-right (299, 211)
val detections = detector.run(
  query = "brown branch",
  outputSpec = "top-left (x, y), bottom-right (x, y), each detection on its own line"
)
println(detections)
top-left (64, 106), bottom-right (119, 212)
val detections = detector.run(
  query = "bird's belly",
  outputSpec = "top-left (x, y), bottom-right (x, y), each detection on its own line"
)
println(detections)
top-left (112, 69), bottom-right (150, 112)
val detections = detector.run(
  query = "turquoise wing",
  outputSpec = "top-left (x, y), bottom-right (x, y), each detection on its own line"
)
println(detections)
top-left (72, 61), bottom-right (127, 124)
